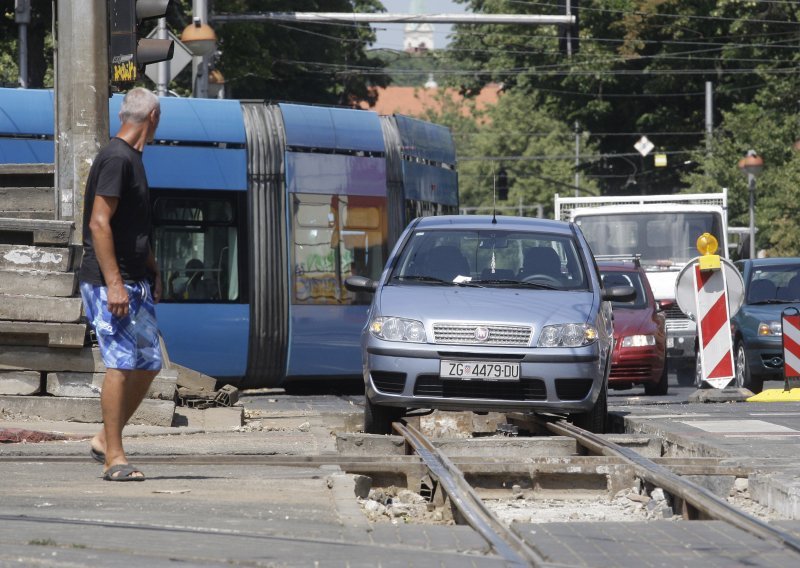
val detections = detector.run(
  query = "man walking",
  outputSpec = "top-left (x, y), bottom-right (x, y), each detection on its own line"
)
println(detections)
top-left (78, 88), bottom-right (163, 481)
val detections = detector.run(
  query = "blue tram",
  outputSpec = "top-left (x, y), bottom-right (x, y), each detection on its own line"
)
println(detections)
top-left (0, 88), bottom-right (459, 387)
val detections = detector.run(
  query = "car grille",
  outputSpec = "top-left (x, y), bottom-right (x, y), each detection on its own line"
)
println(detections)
top-left (371, 371), bottom-right (406, 394)
top-left (554, 379), bottom-right (594, 401)
top-left (661, 304), bottom-right (689, 320)
top-left (433, 323), bottom-right (532, 346)
top-left (665, 319), bottom-right (695, 332)
top-left (413, 374), bottom-right (546, 400)
top-left (610, 364), bottom-right (653, 380)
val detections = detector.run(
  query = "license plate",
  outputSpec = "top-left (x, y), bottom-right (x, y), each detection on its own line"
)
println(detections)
top-left (667, 338), bottom-right (674, 349)
top-left (440, 360), bottom-right (520, 380)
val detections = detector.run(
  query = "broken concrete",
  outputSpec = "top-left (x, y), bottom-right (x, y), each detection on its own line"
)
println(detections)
top-left (173, 406), bottom-right (244, 429)
top-left (0, 244), bottom-right (71, 271)
top-left (688, 387), bottom-right (753, 403)
top-left (0, 371), bottom-right (40, 395)
top-left (46, 370), bottom-right (177, 400)
top-left (0, 395), bottom-right (175, 426)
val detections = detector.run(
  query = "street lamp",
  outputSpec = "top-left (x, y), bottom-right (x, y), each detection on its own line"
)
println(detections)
top-left (738, 149), bottom-right (763, 259)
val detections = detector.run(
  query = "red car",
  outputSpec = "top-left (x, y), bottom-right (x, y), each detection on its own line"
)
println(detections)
top-left (598, 260), bottom-right (668, 395)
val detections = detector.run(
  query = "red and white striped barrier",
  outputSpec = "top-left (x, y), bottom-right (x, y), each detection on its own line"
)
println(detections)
top-left (783, 308), bottom-right (800, 380)
top-left (694, 264), bottom-right (735, 389)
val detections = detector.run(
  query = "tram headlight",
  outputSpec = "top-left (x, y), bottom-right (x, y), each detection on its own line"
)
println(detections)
top-left (370, 316), bottom-right (427, 342)
top-left (538, 324), bottom-right (598, 347)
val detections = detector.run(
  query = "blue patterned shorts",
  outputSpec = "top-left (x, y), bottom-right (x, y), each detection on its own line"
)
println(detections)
top-left (80, 280), bottom-right (163, 371)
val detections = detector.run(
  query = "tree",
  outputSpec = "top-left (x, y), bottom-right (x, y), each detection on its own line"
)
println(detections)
top-left (423, 89), bottom-right (599, 216)
top-left (208, 0), bottom-right (390, 105)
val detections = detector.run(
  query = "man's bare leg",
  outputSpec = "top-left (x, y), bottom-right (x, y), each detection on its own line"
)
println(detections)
top-left (96, 368), bottom-right (158, 475)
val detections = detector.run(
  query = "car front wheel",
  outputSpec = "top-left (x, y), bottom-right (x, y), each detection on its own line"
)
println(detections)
top-left (364, 391), bottom-right (405, 435)
top-left (570, 385), bottom-right (607, 433)
top-left (735, 342), bottom-right (763, 394)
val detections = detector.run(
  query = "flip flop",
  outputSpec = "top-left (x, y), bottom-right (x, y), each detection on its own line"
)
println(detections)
top-left (103, 463), bottom-right (145, 482)
top-left (90, 447), bottom-right (105, 464)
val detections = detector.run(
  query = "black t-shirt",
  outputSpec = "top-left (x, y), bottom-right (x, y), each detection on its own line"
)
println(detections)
top-left (78, 137), bottom-right (153, 286)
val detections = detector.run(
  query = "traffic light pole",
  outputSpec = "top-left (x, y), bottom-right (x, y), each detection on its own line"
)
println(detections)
top-left (55, 0), bottom-right (110, 239)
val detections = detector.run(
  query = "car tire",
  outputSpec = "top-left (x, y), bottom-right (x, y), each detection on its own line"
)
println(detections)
top-left (735, 342), bottom-right (764, 394)
top-left (570, 384), bottom-right (607, 433)
top-left (644, 362), bottom-right (669, 396)
top-left (364, 393), bottom-right (405, 435)
top-left (693, 349), bottom-right (705, 389)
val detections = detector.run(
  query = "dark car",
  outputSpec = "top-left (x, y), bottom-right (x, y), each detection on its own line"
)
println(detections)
top-left (731, 258), bottom-right (800, 393)
top-left (346, 215), bottom-right (635, 435)
top-left (598, 260), bottom-right (668, 395)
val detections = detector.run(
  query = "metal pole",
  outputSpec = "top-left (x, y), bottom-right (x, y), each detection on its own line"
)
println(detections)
top-left (15, 0), bottom-right (31, 88)
top-left (193, 0), bottom-right (210, 98)
top-left (748, 174), bottom-right (756, 259)
top-left (574, 121), bottom-right (580, 197)
top-left (705, 81), bottom-right (713, 152)
top-left (211, 13), bottom-right (574, 25)
top-left (156, 18), bottom-right (169, 96)
top-left (55, 0), bottom-right (109, 235)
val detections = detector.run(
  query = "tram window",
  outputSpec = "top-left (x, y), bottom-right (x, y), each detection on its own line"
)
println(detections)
top-left (292, 193), bottom-right (387, 305)
top-left (152, 195), bottom-right (241, 303)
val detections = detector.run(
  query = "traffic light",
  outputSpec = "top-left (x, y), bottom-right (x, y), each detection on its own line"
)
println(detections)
top-left (109, 0), bottom-right (174, 86)
top-left (497, 168), bottom-right (509, 201)
top-left (558, 0), bottom-right (579, 56)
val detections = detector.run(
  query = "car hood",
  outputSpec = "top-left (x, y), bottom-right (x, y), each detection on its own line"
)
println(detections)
top-left (737, 302), bottom-right (800, 322)
top-left (375, 284), bottom-right (597, 325)
top-left (611, 308), bottom-right (653, 337)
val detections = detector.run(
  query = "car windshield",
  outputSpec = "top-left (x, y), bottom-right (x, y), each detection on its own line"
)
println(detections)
top-left (600, 270), bottom-right (647, 309)
top-left (747, 264), bottom-right (800, 304)
top-left (576, 211), bottom-right (724, 270)
top-left (389, 228), bottom-right (588, 291)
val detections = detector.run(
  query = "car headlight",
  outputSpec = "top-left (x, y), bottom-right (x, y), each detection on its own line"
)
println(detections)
top-left (758, 321), bottom-right (782, 336)
top-left (369, 316), bottom-right (427, 342)
top-left (621, 334), bottom-right (656, 347)
top-left (538, 324), bottom-right (598, 347)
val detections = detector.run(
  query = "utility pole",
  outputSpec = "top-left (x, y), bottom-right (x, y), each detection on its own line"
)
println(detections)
top-left (15, 0), bottom-right (30, 88)
top-left (55, 0), bottom-right (109, 236)
top-left (705, 81), bottom-right (713, 153)
top-left (193, 0), bottom-right (210, 98)
top-left (574, 121), bottom-right (580, 197)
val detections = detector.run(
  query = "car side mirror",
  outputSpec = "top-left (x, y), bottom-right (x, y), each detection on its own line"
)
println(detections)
top-left (603, 285), bottom-right (636, 303)
top-left (345, 275), bottom-right (378, 293)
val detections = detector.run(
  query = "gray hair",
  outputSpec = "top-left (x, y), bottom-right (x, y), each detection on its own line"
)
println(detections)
top-left (119, 88), bottom-right (160, 124)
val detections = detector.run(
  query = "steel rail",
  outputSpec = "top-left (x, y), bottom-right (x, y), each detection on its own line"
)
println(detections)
top-left (544, 418), bottom-right (800, 556)
top-left (394, 422), bottom-right (549, 568)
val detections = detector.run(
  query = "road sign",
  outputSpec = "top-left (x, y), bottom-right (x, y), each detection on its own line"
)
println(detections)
top-left (783, 308), bottom-right (800, 380)
top-left (675, 256), bottom-right (744, 389)
top-left (693, 264), bottom-right (735, 388)
top-left (144, 29), bottom-right (193, 84)
top-left (634, 136), bottom-right (654, 157)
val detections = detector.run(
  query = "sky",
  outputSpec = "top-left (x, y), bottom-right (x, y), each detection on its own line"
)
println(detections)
top-left (371, 0), bottom-right (468, 50)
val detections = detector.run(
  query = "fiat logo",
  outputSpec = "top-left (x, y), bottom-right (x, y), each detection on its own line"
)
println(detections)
top-left (474, 327), bottom-right (490, 341)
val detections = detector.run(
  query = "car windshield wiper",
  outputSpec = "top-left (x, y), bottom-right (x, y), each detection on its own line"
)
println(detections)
top-left (473, 279), bottom-right (558, 290)
top-left (750, 299), bottom-right (798, 305)
top-left (393, 275), bottom-right (484, 287)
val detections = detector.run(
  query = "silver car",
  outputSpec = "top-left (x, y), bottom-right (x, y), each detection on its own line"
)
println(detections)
top-left (346, 215), bottom-right (633, 434)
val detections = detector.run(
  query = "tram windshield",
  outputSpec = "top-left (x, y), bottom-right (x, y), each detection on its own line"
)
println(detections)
top-left (292, 194), bottom-right (388, 305)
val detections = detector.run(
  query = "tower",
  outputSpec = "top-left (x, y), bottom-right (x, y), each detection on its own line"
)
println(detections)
top-left (404, 0), bottom-right (435, 52)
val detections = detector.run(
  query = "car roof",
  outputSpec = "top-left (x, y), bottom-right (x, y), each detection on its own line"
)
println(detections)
top-left (596, 261), bottom-right (642, 272)
top-left (413, 215), bottom-right (574, 235)
top-left (739, 257), bottom-right (800, 268)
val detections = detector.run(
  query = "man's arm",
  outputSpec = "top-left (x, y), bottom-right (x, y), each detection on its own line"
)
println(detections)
top-left (89, 195), bottom-right (129, 317)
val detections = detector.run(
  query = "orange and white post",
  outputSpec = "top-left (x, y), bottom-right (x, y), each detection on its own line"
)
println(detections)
top-left (694, 234), bottom-right (736, 389)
